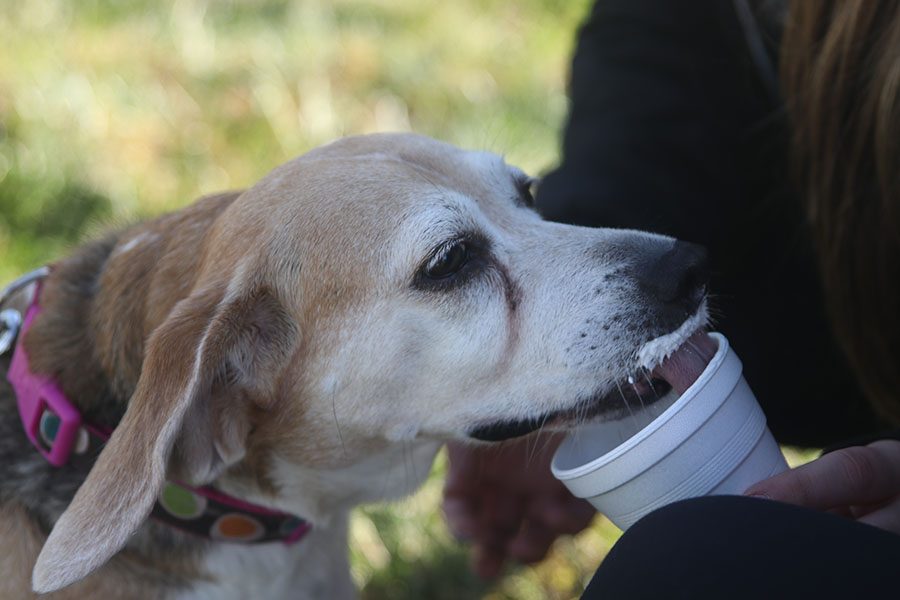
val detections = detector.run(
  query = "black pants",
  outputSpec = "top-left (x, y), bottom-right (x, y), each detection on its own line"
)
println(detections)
top-left (582, 496), bottom-right (900, 599)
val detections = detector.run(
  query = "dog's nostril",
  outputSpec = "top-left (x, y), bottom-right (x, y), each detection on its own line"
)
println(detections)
top-left (678, 255), bottom-right (709, 301)
top-left (636, 241), bottom-right (709, 308)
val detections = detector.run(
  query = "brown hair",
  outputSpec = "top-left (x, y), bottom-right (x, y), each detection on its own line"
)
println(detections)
top-left (781, 0), bottom-right (900, 424)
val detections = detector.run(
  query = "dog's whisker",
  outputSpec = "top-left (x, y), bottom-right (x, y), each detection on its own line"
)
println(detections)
top-left (403, 441), bottom-right (414, 493)
top-left (642, 369), bottom-right (660, 398)
top-left (410, 441), bottom-right (421, 484)
top-left (642, 370), bottom-right (664, 418)
top-left (380, 449), bottom-right (399, 500)
top-left (331, 385), bottom-right (348, 460)
top-left (632, 384), bottom-right (646, 412)
top-left (614, 380), bottom-right (639, 430)
top-left (535, 426), bottom-right (556, 459)
top-left (538, 414), bottom-right (562, 457)
top-left (627, 373), bottom-right (647, 412)
top-left (525, 426), bottom-right (539, 468)
top-left (579, 394), bottom-right (590, 425)
top-left (526, 415), bottom-right (550, 467)
top-left (527, 412), bottom-right (553, 467)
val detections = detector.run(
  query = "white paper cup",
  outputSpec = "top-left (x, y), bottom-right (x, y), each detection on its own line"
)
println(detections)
top-left (551, 332), bottom-right (788, 530)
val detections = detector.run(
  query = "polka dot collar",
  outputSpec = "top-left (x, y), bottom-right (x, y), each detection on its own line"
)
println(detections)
top-left (5, 277), bottom-right (311, 546)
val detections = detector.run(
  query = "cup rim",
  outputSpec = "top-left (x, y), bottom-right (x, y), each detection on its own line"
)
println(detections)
top-left (552, 331), bottom-right (729, 480)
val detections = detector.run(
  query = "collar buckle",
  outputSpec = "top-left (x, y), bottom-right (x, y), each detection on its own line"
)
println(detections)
top-left (1, 266), bottom-right (50, 357)
top-left (0, 308), bottom-right (22, 356)
top-left (8, 287), bottom-right (83, 467)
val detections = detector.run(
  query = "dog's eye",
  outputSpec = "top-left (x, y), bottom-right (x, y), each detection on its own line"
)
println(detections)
top-left (424, 240), bottom-right (470, 280)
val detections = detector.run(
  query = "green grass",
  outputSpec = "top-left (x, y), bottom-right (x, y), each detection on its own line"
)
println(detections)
top-left (351, 449), bottom-right (625, 600)
top-left (0, 0), bottom-right (590, 282)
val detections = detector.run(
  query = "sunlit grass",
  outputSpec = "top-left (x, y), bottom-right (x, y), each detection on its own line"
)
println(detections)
top-left (0, 0), bottom-right (590, 281)
top-left (352, 449), bottom-right (622, 600)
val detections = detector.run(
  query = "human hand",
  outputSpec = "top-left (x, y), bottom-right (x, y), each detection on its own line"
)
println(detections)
top-left (443, 435), bottom-right (596, 579)
top-left (745, 439), bottom-right (900, 533)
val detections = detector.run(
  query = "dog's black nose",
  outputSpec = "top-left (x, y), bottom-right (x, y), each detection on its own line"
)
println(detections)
top-left (636, 241), bottom-right (709, 313)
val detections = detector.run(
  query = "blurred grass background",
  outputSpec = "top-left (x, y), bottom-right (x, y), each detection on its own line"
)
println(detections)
top-left (0, 1), bottom-right (820, 598)
top-left (0, 0), bottom-right (591, 284)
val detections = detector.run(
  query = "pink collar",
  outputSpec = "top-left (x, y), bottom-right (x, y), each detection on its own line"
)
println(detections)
top-left (4, 276), bottom-right (310, 545)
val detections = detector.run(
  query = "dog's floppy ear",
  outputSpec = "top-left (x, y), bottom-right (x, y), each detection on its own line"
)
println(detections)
top-left (32, 277), bottom-right (297, 593)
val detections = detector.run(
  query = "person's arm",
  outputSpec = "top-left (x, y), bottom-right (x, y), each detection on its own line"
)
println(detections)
top-left (443, 437), bottom-right (595, 578)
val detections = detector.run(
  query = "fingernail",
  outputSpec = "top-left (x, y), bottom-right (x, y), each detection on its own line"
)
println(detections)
top-left (744, 490), bottom-right (770, 500)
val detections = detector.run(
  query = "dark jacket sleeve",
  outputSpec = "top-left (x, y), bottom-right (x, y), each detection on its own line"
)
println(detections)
top-left (536, 0), bottom-right (885, 447)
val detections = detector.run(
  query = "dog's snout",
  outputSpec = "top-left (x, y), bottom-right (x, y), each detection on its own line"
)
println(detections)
top-left (636, 241), bottom-right (709, 312)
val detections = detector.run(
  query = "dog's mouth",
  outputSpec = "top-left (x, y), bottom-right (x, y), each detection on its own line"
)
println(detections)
top-left (468, 329), bottom-right (718, 442)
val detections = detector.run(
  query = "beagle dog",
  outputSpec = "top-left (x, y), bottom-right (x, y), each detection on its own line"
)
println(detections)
top-left (0, 133), bottom-right (707, 598)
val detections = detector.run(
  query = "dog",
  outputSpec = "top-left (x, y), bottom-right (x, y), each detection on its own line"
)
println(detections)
top-left (0, 133), bottom-right (708, 598)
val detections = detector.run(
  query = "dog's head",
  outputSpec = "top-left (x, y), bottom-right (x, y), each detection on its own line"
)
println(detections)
top-left (33, 133), bottom-right (707, 591)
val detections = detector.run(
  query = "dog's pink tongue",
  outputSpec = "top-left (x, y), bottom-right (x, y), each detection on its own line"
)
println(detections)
top-left (652, 332), bottom-right (718, 395)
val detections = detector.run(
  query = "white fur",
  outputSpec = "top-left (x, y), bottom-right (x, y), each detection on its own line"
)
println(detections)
top-left (180, 525), bottom-right (355, 600)
top-left (112, 232), bottom-right (159, 257)
top-left (266, 442), bottom-right (442, 524)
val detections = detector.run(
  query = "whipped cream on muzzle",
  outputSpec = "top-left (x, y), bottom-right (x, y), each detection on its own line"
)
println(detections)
top-left (469, 331), bottom-right (718, 442)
